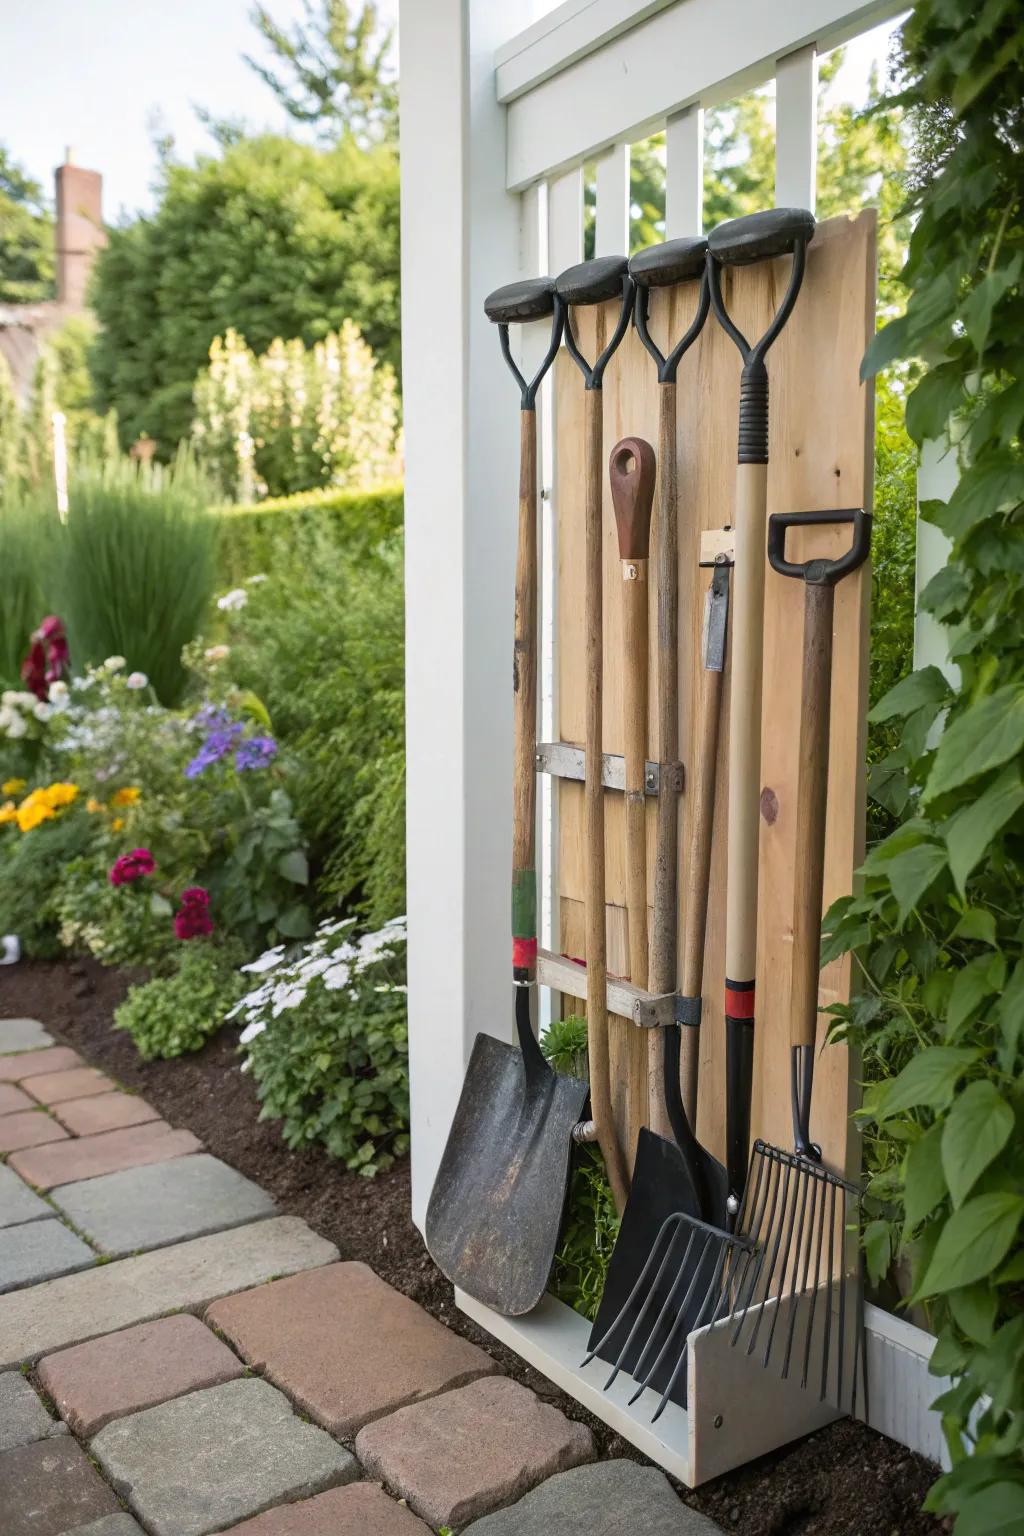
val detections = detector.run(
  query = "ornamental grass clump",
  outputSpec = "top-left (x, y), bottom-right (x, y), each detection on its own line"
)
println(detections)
top-left (232, 915), bottom-right (408, 1175)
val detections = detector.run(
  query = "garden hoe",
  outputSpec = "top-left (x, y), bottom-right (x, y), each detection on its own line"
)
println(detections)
top-left (726, 507), bottom-right (871, 1418)
top-left (425, 277), bottom-right (590, 1318)
top-left (554, 254), bottom-right (636, 1215)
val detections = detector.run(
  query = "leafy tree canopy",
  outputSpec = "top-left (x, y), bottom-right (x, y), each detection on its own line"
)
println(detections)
top-left (88, 133), bottom-right (399, 454)
top-left (245, 0), bottom-right (397, 147)
top-left (0, 145), bottom-right (54, 304)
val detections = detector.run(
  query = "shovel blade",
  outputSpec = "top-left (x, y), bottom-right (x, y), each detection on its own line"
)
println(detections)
top-left (425, 1030), bottom-right (589, 1317)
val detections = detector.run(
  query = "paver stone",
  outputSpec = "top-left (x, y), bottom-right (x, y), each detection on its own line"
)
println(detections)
top-left (0, 1218), bottom-right (95, 1293)
top-left (51, 1153), bottom-right (276, 1256)
top-left (223, 1481), bottom-right (431, 1534)
top-left (0, 1018), bottom-right (53, 1054)
top-left (9, 1121), bottom-right (200, 1191)
top-left (22, 1066), bottom-right (114, 1105)
top-left (0, 1163), bottom-right (50, 1229)
top-left (0, 1436), bottom-right (120, 1535)
top-left (0, 1371), bottom-right (68, 1451)
top-left (92, 1378), bottom-right (357, 1536)
top-left (0, 1046), bottom-right (81, 1083)
top-left (0, 1110), bottom-right (68, 1153)
top-left (354, 1375), bottom-right (594, 1529)
top-left (0, 1216), bottom-right (338, 1366)
top-left (55, 1091), bottom-right (160, 1136)
top-left (207, 1261), bottom-right (499, 1436)
top-left (37, 1312), bottom-right (245, 1435)
top-left (0, 1083), bottom-right (34, 1115)
top-left (461, 1459), bottom-right (725, 1534)
top-left (75, 1518), bottom-right (145, 1535)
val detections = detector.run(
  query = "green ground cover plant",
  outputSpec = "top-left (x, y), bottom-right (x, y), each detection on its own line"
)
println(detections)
top-left (115, 939), bottom-right (248, 1059)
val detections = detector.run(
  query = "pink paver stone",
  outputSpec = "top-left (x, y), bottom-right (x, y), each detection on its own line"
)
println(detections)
top-left (0, 1084), bottom-right (34, 1116)
top-left (354, 1376), bottom-right (595, 1530)
top-left (37, 1313), bottom-right (245, 1436)
top-left (9, 1121), bottom-right (200, 1191)
top-left (0, 1112), bottom-right (69, 1154)
top-left (223, 1482), bottom-right (431, 1534)
top-left (22, 1067), bottom-right (113, 1106)
top-left (55, 1091), bottom-right (160, 1136)
top-left (206, 1261), bottom-right (499, 1436)
top-left (0, 1047), bottom-right (81, 1083)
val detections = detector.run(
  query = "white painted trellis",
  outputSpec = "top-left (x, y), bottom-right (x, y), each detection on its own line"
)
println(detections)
top-left (399, 0), bottom-right (947, 1478)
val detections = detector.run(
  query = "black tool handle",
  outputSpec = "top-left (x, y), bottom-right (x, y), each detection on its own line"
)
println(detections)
top-left (767, 508), bottom-right (872, 587)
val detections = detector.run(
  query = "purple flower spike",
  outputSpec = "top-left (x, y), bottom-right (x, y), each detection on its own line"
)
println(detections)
top-left (235, 735), bottom-right (278, 772)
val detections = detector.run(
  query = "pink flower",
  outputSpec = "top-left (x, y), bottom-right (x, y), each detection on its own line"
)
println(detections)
top-left (109, 848), bottom-right (156, 886)
top-left (174, 886), bottom-right (214, 940)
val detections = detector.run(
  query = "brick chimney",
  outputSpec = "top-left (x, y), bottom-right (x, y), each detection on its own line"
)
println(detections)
top-left (55, 151), bottom-right (106, 309)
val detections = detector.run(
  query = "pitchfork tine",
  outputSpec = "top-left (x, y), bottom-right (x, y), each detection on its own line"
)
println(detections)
top-left (781, 1163), bottom-right (820, 1380)
top-left (763, 1159), bottom-right (810, 1371)
top-left (820, 1178), bottom-right (838, 1402)
top-left (836, 1184), bottom-right (849, 1411)
top-left (600, 1221), bottom-right (697, 1391)
top-left (801, 1165), bottom-right (828, 1391)
top-left (625, 1233), bottom-right (712, 1405)
top-left (651, 1240), bottom-right (734, 1423)
top-left (746, 1156), bottom-right (793, 1356)
top-left (731, 1152), bottom-right (777, 1343)
top-left (582, 1213), bottom-right (683, 1368)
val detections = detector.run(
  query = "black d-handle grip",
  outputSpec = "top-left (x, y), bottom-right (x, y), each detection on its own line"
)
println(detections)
top-left (767, 507), bottom-right (872, 587)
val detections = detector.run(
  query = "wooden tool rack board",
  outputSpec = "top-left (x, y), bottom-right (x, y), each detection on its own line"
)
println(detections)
top-left (550, 211), bottom-right (876, 1181)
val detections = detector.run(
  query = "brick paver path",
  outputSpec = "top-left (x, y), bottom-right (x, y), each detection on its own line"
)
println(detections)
top-left (0, 1018), bottom-right (721, 1534)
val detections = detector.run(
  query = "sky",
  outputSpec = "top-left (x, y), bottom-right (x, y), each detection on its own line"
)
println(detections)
top-left (2, 0), bottom-right (896, 221)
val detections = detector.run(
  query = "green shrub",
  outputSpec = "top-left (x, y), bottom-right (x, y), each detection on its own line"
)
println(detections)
top-left (235, 916), bottom-right (408, 1174)
top-left (114, 940), bottom-right (247, 1059)
top-left (215, 481), bottom-right (402, 588)
top-left (56, 453), bottom-right (217, 704)
top-left (0, 800), bottom-right (96, 957)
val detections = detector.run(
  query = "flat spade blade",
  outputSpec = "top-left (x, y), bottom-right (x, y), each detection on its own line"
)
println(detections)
top-left (587, 1125), bottom-right (730, 1407)
top-left (426, 1030), bottom-right (589, 1317)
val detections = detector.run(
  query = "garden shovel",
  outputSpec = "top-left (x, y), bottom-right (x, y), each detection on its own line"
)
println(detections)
top-left (425, 277), bottom-right (589, 1317)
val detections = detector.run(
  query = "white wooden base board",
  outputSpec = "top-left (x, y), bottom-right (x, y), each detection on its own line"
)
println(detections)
top-left (456, 1286), bottom-right (840, 1486)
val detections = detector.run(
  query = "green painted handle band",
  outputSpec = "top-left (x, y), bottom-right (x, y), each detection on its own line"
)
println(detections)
top-left (512, 868), bottom-right (537, 939)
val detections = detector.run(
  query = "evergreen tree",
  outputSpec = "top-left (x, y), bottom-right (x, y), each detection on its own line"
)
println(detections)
top-left (0, 146), bottom-right (54, 304)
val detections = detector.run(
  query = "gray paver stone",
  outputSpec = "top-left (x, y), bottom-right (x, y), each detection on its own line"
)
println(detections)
top-left (354, 1375), bottom-right (595, 1530)
top-left (75, 1519), bottom-right (145, 1535)
top-left (0, 1163), bottom-right (50, 1229)
top-left (0, 1218), bottom-right (95, 1294)
top-left (92, 1377), bottom-right (358, 1536)
top-left (461, 1459), bottom-right (725, 1535)
top-left (0, 1216), bottom-right (338, 1366)
top-left (37, 1312), bottom-right (245, 1436)
top-left (222, 1481), bottom-right (431, 1534)
top-left (51, 1153), bottom-right (276, 1256)
top-left (0, 1435), bottom-right (120, 1535)
top-left (0, 1371), bottom-right (68, 1451)
top-left (9, 1122), bottom-right (201, 1191)
top-left (206, 1261), bottom-right (499, 1435)
top-left (0, 1018), bottom-right (53, 1054)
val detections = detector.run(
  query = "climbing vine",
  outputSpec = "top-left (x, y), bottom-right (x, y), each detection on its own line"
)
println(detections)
top-left (824, 4), bottom-right (1024, 1531)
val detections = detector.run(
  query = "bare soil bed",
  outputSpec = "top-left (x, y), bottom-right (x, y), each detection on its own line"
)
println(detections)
top-left (0, 956), bottom-right (948, 1536)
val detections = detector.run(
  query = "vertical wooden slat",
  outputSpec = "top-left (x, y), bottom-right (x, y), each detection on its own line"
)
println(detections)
top-left (594, 143), bottom-right (630, 256)
top-left (775, 43), bottom-right (818, 212)
top-left (665, 105), bottom-right (704, 238)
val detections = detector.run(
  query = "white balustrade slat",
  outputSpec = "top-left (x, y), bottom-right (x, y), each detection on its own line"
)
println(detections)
top-left (595, 142), bottom-right (631, 257)
top-left (665, 104), bottom-right (704, 238)
top-left (775, 43), bottom-right (818, 211)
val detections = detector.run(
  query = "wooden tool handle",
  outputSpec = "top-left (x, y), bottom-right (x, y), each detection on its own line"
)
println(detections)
top-left (610, 437), bottom-right (656, 561)
top-left (648, 380), bottom-right (680, 1141)
top-left (511, 409), bottom-right (539, 978)
top-left (790, 581), bottom-right (835, 1048)
top-left (584, 388), bottom-right (630, 1213)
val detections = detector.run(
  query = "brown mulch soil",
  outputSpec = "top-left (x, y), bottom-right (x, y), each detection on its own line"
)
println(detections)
top-left (0, 956), bottom-right (948, 1536)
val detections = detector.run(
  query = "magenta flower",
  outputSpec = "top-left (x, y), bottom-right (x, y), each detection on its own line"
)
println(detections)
top-left (109, 848), bottom-right (156, 886)
top-left (174, 886), bottom-right (214, 940)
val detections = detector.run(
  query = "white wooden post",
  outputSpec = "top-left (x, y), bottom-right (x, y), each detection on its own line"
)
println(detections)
top-left (665, 105), bottom-right (704, 238)
top-left (400, 0), bottom-right (536, 1231)
top-left (595, 143), bottom-right (631, 256)
top-left (914, 438), bottom-right (958, 682)
top-left (775, 44), bottom-right (818, 211)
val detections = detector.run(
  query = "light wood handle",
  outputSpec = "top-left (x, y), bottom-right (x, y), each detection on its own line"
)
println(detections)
top-left (790, 581), bottom-right (835, 1048)
top-left (584, 386), bottom-right (630, 1213)
top-left (724, 461), bottom-right (768, 988)
top-left (621, 569), bottom-right (650, 990)
top-left (648, 381), bottom-right (679, 1141)
top-left (511, 410), bottom-right (538, 972)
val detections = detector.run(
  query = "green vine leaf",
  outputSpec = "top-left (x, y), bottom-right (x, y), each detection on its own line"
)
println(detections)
top-left (868, 665), bottom-right (952, 723)
top-left (948, 1480), bottom-right (1024, 1536)
top-left (944, 954), bottom-right (1006, 1043)
top-left (945, 765), bottom-right (1024, 894)
top-left (941, 1081), bottom-right (1015, 1208)
top-left (948, 1283), bottom-right (998, 1345)
top-left (874, 1046), bottom-right (979, 1122)
top-left (886, 841), bottom-right (949, 922)
top-left (918, 1193), bottom-right (1024, 1298)
top-left (904, 1121), bottom-right (948, 1228)
top-left (922, 686), bottom-right (1024, 804)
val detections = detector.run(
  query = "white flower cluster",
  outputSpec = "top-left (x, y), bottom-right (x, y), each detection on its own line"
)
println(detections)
top-left (0, 689), bottom-right (56, 738)
top-left (229, 915), bottom-right (407, 1057)
top-left (217, 588), bottom-right (248, 612)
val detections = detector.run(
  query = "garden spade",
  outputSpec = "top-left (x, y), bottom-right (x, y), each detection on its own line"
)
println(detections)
top-left (425, 277), bottom-right (589, 1317)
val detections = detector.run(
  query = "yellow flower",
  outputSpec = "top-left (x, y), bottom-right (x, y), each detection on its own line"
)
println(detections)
top-left (111, 786), bottom-right (141, 807)
top-left (111, 817), bottom-right (125, 832)
top-left (86, 798), bottom-right (105, 815)
top-left (1, 778), bottom-right (26, 796)
top-left (43, 782), bottom-right (78, 809)
top-left (0, 801), bottom-right (17, 825)
top-left (16, 797), bottom-right (55, 832)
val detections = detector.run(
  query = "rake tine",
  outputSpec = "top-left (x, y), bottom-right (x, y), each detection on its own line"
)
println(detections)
top-left (800, 1165), bottom-right (828, 1390)
top-left (763, 1158), bottom-right (810, 1371)
top-left (601, 1221), bottom-right (698, 1391)
top-left (731, 1153), bottom-right (778, 1343)
top-left (626, 1233), bottom-right (712, 1405)
top-left (836, 1183), bottom-right (849, 1412)
top-left (651, 1237), bottom-right (736, 1423)
top-left (782, 1161), bottom-right (820, 1381)
top-left (854, 1238), bottom-right (869, 1421)
top-left (746, 1155), bottom-right (794, 1356)
top-left (819, 1178), bottom-right (838, 1403)
top-left (582, 1213), bottom-right (684, 1368)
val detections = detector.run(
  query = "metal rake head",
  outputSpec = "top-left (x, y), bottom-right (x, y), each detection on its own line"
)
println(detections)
top-left (581, 1212), bottom-right (754, 1422)
top-left (728, 1139), bottom-right (867, 1418)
